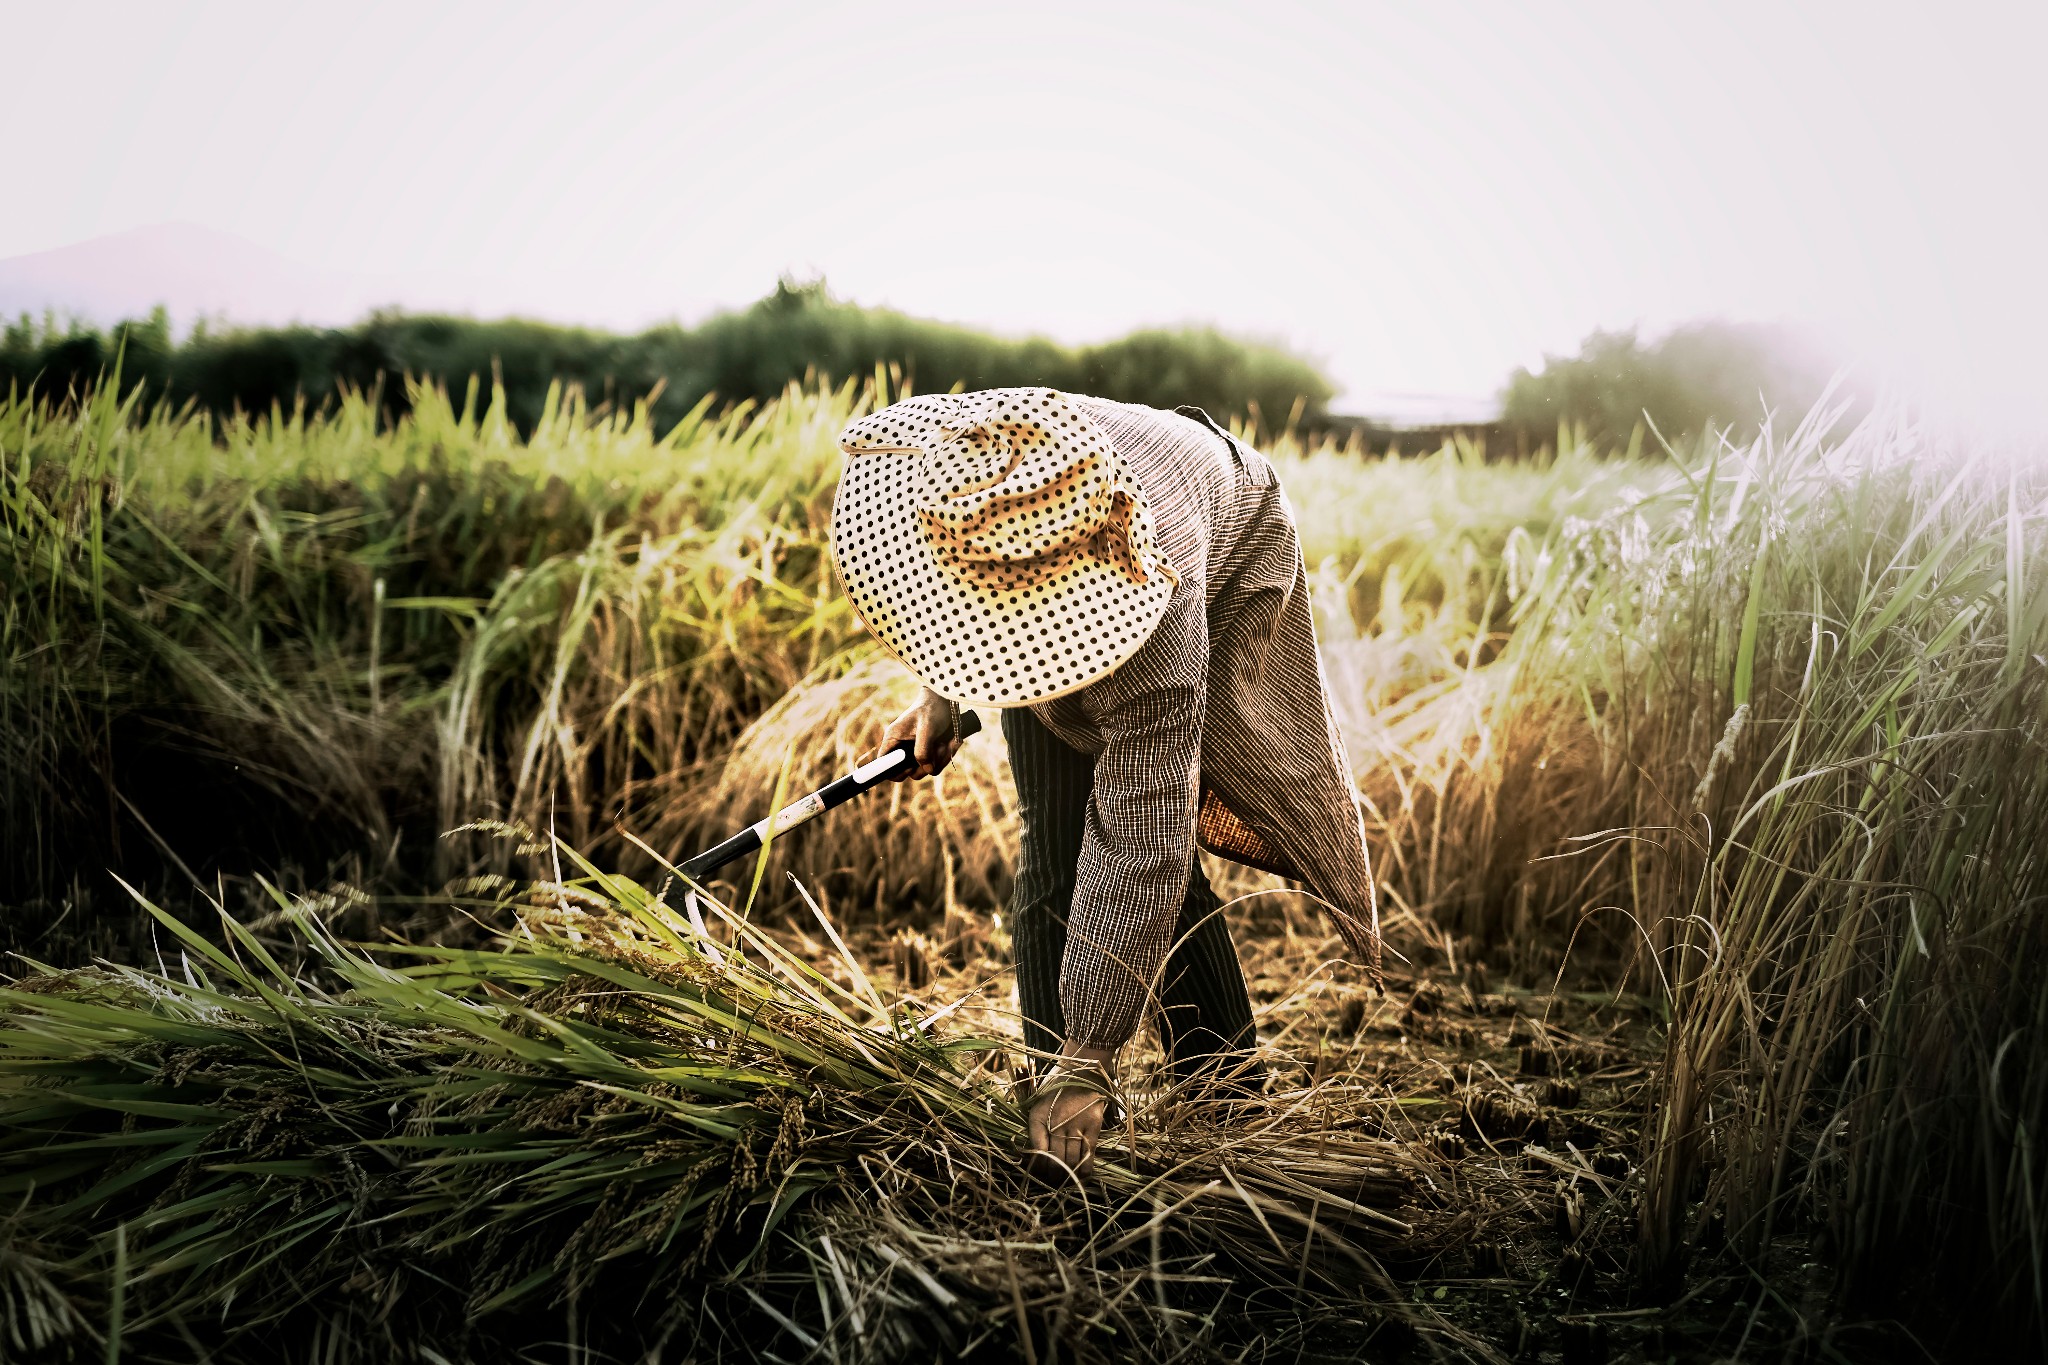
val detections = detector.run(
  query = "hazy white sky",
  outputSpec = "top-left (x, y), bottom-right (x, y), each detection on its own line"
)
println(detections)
top-left (5, 0), bottom-right (2044, 424)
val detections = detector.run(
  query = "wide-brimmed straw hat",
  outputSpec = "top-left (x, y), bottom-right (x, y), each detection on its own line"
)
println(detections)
top-left (831, 388), bottom-right (1179, 708)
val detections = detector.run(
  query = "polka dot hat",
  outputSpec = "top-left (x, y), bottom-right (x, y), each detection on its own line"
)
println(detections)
top-left (832, 388), bottom-right (1180, 708)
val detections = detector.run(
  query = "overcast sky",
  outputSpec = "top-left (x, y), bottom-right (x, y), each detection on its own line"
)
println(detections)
top-left (4, 0), bottom-right (2043, 427)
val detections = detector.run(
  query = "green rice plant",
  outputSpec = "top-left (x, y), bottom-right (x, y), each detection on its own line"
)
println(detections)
top-left (0, 861), bottom-right (1450, 1364)
top-left (1455, 402), bottom-right (2048, 1339)
top-left (0, 375), bottom-right (872, 930)
top-left (1278, 430), bottom-right (1642, 631)
top-left (0, 374), bottom-right (1615, 950)
top-left (1270, 390), bottom-right (2048, 1341)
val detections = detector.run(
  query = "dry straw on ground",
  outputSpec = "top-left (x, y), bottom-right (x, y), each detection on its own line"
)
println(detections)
top-left (0, 866), bottom-right (1496, 1364)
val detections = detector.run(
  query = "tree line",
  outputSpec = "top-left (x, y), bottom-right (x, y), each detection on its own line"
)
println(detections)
top-left (5, 278), bottom-right (1841, 455)
top-left (0, 278), bottom-right (1336, 437)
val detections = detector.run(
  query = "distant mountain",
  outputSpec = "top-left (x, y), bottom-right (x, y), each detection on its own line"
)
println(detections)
top-left (0, 223), bottom-right (385, 329)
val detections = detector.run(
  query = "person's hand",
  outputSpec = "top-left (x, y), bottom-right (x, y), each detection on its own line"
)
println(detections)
top-left (863, 689), bottom-right (960, 782)
top-left (1028, 1043), bottom-right (1116, 1179)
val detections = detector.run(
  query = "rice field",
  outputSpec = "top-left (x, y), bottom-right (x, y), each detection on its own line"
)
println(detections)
top-left (2, 375), bottom-right (2044, 1362)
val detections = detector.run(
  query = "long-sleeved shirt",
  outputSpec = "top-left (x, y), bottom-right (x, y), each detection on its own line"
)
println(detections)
top-left (1025, 398), bottom-right (1381, 1048)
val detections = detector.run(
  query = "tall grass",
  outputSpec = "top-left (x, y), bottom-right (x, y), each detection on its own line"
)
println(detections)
top-left (1581, 412), bottom-right (2048, 1322)
top-left (0, 376), bottom-right (1620, 939)
top-left (1, 376), bottom-right (869, 933)
top-left (6, 373), bottom-right (2046, 1348)
top-left (1341, 398), bottom-right (2048, 1338)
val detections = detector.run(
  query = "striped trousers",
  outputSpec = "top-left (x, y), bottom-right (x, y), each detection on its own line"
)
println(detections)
top-left (1003, 706), bottom-right (1256, 1085)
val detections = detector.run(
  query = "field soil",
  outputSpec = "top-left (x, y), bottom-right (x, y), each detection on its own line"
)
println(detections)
top-left (807, 885), bottom-right (1923, 1364)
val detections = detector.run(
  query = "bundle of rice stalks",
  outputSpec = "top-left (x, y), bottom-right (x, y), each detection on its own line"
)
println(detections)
top-left (0, 855), bottom-right (1465, 1364)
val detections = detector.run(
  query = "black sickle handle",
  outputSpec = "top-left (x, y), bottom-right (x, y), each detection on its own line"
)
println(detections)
top-left (678, 709), bottom-right (984, 881)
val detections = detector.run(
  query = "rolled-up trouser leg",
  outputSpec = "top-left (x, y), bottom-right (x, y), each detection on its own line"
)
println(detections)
top-left (1005, 706), bottom-right (1255, 1084)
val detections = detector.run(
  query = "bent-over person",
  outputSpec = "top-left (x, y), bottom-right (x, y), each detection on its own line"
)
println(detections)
top-left (831, 389), bottom-right (1380, 1175)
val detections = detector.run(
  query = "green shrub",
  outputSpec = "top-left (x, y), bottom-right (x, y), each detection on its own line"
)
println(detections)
top-left (1500, 321), bottom-right (1851, 452)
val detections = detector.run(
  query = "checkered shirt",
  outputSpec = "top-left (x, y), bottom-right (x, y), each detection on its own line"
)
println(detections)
top-left (1021, 397), bottom-right (1382, 1048)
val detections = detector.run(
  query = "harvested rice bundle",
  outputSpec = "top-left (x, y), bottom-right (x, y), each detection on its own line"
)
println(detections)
top-left (0, 862), bottom-right (1455, 1364)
